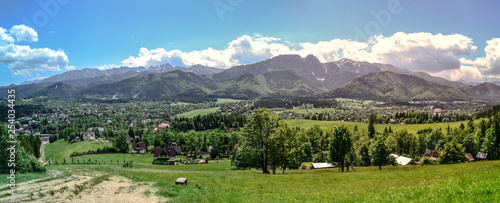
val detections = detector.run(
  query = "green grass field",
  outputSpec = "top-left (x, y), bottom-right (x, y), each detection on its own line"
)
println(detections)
top-left (284, 119), bottom-right (467, 134)
top-left (45, 140), bottom-right (113, 161)
top-left (175, 107), bottom-right (220, 118)
top-left (44, 153), bottom-right (499, 202)
top-left (215, 98), bottom-right (243, 104)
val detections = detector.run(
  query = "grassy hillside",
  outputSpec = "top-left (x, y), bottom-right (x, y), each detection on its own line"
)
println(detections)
top-left (80, 70), bottom-right (212, 99)
top-left (321, 72), bottom-right (468, 102)
top-left (284, 119), bottom-right (467, 134)
top-left (180, 70), bottom-right (326, 99)
top-left (175, 107), bottom-right (220, 118)
top-left (45, 139), bottom-right (113, 161)
top-left (44, 155), bottom-right (499, 202)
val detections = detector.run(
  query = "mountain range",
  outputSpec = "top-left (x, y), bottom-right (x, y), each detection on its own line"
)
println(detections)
top-left (2, 54), bottom-right (500, 102)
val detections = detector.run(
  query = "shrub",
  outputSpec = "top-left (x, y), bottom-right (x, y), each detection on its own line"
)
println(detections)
top-left (420, 156), bottom-right (433, 166)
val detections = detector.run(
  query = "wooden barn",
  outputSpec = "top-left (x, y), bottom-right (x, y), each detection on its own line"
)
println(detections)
top-left (131, 142), bottom-right (146, 154)
top-left (153, 147), bottom-right (176, 165)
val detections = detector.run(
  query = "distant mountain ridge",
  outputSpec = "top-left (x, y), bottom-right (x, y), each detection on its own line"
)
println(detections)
top-left (36, 64), bottom-right (223, 88)
top-left (2, 54), bottom-right (500, 102)
top-left (319, 71), bottom-right (468, 102)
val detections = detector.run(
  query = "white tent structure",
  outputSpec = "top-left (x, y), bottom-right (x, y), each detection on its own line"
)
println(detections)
top-left (311, 163), bottom-right (335, 169)
top-left (389, 154), bottom-right (413, 166)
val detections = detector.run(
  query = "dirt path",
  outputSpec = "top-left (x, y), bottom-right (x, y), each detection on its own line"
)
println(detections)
top-left (1, 169), bottom-right (168, 203)
top-left (38, 143), bottom-right (46, 166)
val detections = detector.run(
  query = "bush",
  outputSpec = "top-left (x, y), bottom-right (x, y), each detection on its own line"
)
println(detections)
top-left (420, 156), bottom-right (433, 166)
top-left (312, 152), bottom-right (328, 163)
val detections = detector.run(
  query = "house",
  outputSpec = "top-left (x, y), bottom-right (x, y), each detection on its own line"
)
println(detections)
top-left (153, 147), bottom-right (176, 165)
top-left (389, 154), bottom-right (413, 166)
top-left (433, 108), bottom-right (442, 116)
top-left (170, 141), bottom-right (182, 155)
top-left (77, 131), bottom-right (96, 141)
top-left (153, 123), bottom-right (170, 132)
top-left (388, 119), bottom-right (395, 124)
top-left (131, 142), bottom-right (146, 154)
top-left (465, 153), bottom-right (475, 162)
top-left (40, 134), bottom-right (51, 144)
top-left (476, 152), bottom-right (488, 161)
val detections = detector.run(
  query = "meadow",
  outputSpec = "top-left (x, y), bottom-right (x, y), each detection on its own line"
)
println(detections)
top-left (35, 139), bottom-right (500, 202)
top-left (284, 119), bottom-right (467, 134)
top-left (175, 107), bottom-right (220, 118)
top-left (40, 156), bottom-right (500, 202)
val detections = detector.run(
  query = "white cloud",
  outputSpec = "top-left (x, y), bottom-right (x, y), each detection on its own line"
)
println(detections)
top-left (109, 32), bottom-right (500, 82)
top-left (118, 32), bottom-right (477, 75)
top-left (370, 32), bottom-right (476, 73)
top-left (473, 38), bottom-right (500, 75)
top-left (95, 64), bottom-right (118, 70)
top-left (0, 28), bottom-right (15, 45)
top-left (10, 25), bottom-right (38, 43)
top-left (459, 58), bottom-right (474, 65)
top-left (0, 25), bottom-right (71, 77)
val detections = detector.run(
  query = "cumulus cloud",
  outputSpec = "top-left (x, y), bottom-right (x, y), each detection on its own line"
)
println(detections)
top-left (108, 32), bottom-right (500, 82)
top-left (0, 28), bottom-right (15, 45)
top-left (118, 32), bottom-right (478, 75)
top-left (10, 25), bottom-right (38, 42)
top-left (371, 32), bottom-right (476, 73)
top-left (0, 25), bottom-right (72, 77)
top-left (444, 38), bottom-right (500, 81)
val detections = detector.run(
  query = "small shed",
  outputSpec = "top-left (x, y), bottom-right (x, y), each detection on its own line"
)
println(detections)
top-left (465, 153), bottom-right (475, 162)
top-left (175, 178), bottom-right (187, 185)
top-left (424, 149), bottom-right (434, 157)
top-left (389, 154), bottom-right (413, 166)
top-left (311, 163), bottom-right (335, 169)
top-left (476, 152), bottom-right (488, 161)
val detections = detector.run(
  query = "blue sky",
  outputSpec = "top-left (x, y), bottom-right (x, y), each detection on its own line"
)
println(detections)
top-left (1, 0), bottom-right (500, 85)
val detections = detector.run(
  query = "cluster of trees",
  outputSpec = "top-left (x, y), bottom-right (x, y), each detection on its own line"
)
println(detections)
top-left (390, 111), bottom-right (470, 124)
top-left (0, 124), bottom-right (45, 173)
top-left (232, 108), bottom-right (500, 174)
top-left (141, 129), bottom-right (239, 159)
top-left (232, 109), bottom-right (393, 173)
top-left (171, 113), bottom-right (247, 132)
top-left (17, 134), bottom-right (42, 158)
top-left (231, 109), bottom-right (304, 174)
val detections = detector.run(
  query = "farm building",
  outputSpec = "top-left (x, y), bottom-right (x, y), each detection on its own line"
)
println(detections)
top-left (77, 131), bottom-right (96, 141)
top-left (131, 142), bottom-right (146, 154)
top-left (153, 147), bottom-right (176, 165)
top-left (170, 140), bottom-right (182, 155)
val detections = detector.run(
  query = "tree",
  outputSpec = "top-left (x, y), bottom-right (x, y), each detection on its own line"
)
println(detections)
top-left (438, 140), bottom-right (468, 164)
top-left (372, 138), bottom-right (389, 169)
top-left (241, 108), bottom-right (280, 174)
top-left (368, 114), bottom-right (376, 138)
top-left (329, 125), bottom-right (352, 172)
top-left (358, 142), bottom-right (371, 166)
top-left (481, 128), bottom-right (497, 159)
top-left (114, 130), bottom-right (129, 153)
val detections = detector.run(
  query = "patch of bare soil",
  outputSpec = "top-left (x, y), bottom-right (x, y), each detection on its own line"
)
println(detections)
top-left (1, 169), bottom-right (167, 203)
